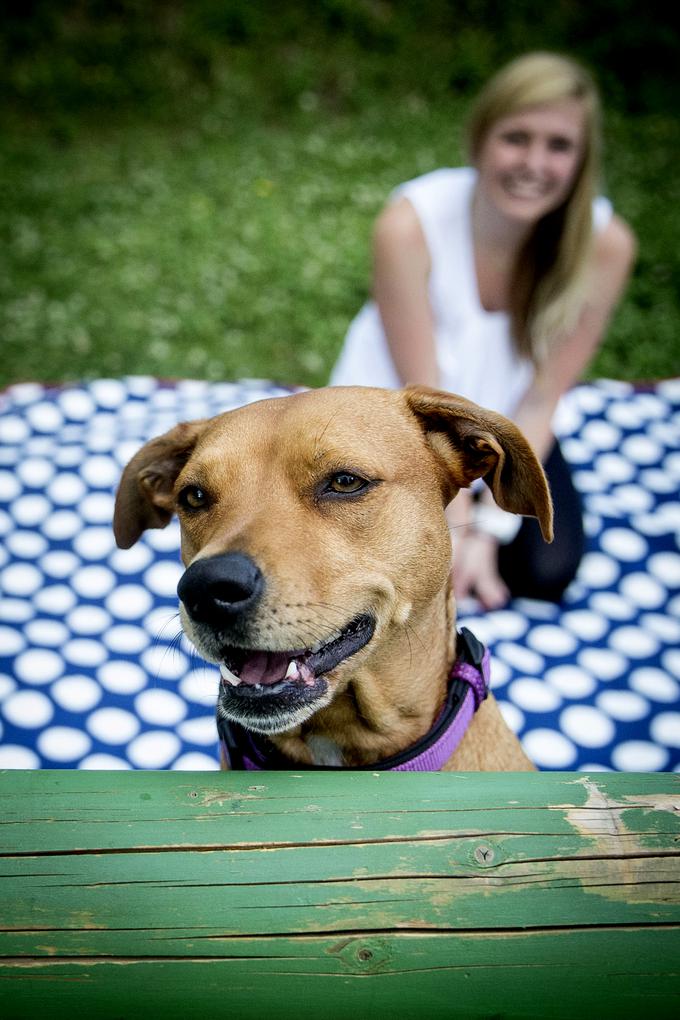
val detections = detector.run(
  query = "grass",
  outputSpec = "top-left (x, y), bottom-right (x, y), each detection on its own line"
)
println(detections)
top-left (1, 90), bottom-right (678, 390)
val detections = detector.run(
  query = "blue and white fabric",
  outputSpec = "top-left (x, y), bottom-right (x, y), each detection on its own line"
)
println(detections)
top-left (1, 377), bottom-right (679, 771)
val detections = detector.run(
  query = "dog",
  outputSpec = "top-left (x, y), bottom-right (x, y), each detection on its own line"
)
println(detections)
top-left (113, 385), bottom-right (552, 771)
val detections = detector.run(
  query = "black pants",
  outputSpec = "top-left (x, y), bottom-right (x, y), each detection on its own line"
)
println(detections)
top-left (497, 440), bottom-right (584, 603)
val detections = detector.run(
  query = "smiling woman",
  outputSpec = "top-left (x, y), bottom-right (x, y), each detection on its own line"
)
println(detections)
top-left (330, 51), bottom-right (636, 611)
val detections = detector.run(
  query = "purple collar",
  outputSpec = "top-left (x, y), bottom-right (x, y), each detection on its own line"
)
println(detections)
top-left (218, 627), bottom-right (490, 772)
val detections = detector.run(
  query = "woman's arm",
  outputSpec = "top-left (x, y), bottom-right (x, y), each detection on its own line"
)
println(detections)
top-left (372, 197), bottom-right (440, 388)
top-left (460, 214), bottom-right (637, 608)
top-left (512, 214), bottom-right (637, 460)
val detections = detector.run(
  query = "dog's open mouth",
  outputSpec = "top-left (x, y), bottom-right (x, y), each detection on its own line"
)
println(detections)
top-left (219, 613), bottom-right (375, 696)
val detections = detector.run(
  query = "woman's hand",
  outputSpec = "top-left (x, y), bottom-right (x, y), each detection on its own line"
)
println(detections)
top-left (452, 529), bottom-right (509, 610)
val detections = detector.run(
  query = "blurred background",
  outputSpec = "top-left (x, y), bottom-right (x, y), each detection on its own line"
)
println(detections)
top-left (1, 0), bottom-right (678, 390)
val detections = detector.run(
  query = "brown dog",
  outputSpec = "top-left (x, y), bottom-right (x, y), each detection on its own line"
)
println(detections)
top-left (113, 385), bottom-right (552, 771)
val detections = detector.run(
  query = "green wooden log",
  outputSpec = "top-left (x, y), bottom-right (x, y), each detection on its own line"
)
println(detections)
top-left (0, 769), bottom-right (678, 1019)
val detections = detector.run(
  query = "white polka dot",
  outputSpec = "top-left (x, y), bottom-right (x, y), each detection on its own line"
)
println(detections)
top-left (545, 665), bottom-right (596, 699)
top-left (0, 745), bottom-right (41, 768)
top-left (0, 415), bottom-right (30, 444)
top-left (650, 712), bottom-right (680, 748)
top-left (144, 608), bottom-right (182, 640)
top-left (54, 445), bottom-right (83, 468)
top-left (87, 707), bottom-right (140, 744)
top-left (561, 437), bottom-right (593, 465)
top-left (648, 552), bottom-right (680, 587)
top-left (639, 469), bottom-right (678, 495)
top-left (560, 705), bottom-right (615, 748)
top-left (664, 451), bottom-right (680, 479)
top-left (508, 678), bottom-right (562, 713)
top-left (561, 609), bottom-right (608, 642)
top-left (611, 741), bottom-right (669, 771)
top-left (605, 401), bottom-right (644, 429)
top-left (144, 560), bottom-right (183, 598)
top-left (0, 626), bottom-right (26, 656)
top-left (609, 626), bottom-right (659, 658)
top-left (66, 606), bottom-right (112, 635)
top-left (90, 379), bottom-right (128, 407)
top-left (1, 563), bottom-right (43, 596)
top-left (522, 728), bottom-right (577, 768)
top-left (577, 648), bottom-right (627, 681)
top-left (64, 639), bottom-right (107, 668)
top-left (585, 494), bottom-right (624, 519)
top-left (578, 762), bottom-right (613, 772)
top-left (662, 650), bottom-right (680, 679)
top-left (127, 731), bottom-right (181, 769)
top-left (47, 473), bottom-right (87, 505)
top-left (640, 613), bottom-right (680, 644)
top-left (0, 598), bottom-right (33, 623)
top-left (657, 379), bottom-right (680, 401)
top-left (612, 485), bottom-right (654, 514)
top-left (495, 642), bottom-right (545, 675)
top-left (172, 752), bottom-right (220, 771)
top-left (630, 667), bottom-right (679, 703)
top-left (658, 503), bottom-right (680, 531)
top-left (526, 625), bottom-right (578, 657)
top-left (488, 655), bottom-right (511, 689)
top-left (620, 435), bottom-right (662, 465)
top-left (599, 528), bottom-right (648, 562)
top-left (596, 690), bottom-right (649, 722)
top-left (496, 701), bottom-right (524, 734)
top-left (24, 619), bottom-right (70, 648)
top-left (80, 455), bottom-right (120, 488)
top-left (51, 675), bottom-right (102, 713)
top-left (72, 527), bottom-right (116, 560)
top-left (144, 521), bottom-right (181, 552)
top-left (619, 573), bottom-right (666, 609)
top-left (0, 509), bottom-right (11, 536)
top-left (572, 385), bottom-right (609, 414)
top-left (97, 660), bottom-right (148, 695)
top-left (582, 420), bottom-right (621, 450)
top-left (179, 667), bottom-right (219, 705)
top-left (2, 689), bottom-right (54, 728)
top-left (109, 544), bottom-right (154, 574)
top-left (37, 727), bottom-right (92, 762)
top-left (42, 509), bottom-right (82, 539)
top-left (33, 584), bottom-right (77, 615)
top-left (589, 592), bottom-right (635, 621)
top-left (513, 598), bottom-right (559, 621)
top-left (79, 753), bottom-right (131, 770)
top-left (80, 492), bottom-right (115, 523)
top-left (16, 457), bottom-right (55, 487)
top-left (0, 471), bottom-right (22, 501)
top-left (594, 453), bottom-right (635, 484)
top-left (177, 716), bottom-right (219, 746)
top-left (106, 584), bottom-right (154, 620)
top-left (573, 470), bottom-right (606, 493)
top-left (0, 674), bottom-right (16, 701)
top-left (141, 645), bottom-right (189, 681)
top-left (58, 388), bottom-right (95, 421)
top-left (578, 552), bottom-right (620, 588)
top-left (5, 531), bottom-right (48, 559)
top-left (135, 689), bottom-right (187, 727)
top-left (72, 565), bottom-right (116, 599)
top-left (103, 625), bottom-right (149, 654)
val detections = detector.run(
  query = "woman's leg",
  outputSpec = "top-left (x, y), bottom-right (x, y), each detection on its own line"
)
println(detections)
top-left (498, 440), bottom-right (584, 602)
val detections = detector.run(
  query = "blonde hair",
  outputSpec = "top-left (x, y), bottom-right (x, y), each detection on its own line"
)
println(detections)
top-left (467, 52), bottom-right (602, 362)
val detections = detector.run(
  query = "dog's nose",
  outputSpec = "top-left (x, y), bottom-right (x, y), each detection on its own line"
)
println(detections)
top-left (177, 552), bottom-right (264, 625)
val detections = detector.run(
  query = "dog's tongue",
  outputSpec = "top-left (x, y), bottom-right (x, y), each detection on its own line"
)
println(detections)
top-left (238, 651), bottom-right (314, 686)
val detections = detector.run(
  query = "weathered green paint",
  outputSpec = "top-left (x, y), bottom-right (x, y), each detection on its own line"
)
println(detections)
top-left (1, 770), bottom-right (678, 1018)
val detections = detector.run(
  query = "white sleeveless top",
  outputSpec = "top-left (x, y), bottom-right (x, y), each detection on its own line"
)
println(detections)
top-left (330, 167), bottom-right (613, 419)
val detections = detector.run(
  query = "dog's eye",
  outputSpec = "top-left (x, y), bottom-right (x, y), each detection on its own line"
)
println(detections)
top-left (328, 473), bottom-right (366, 494)
top-left (179, 485), bottom-right (208, 510)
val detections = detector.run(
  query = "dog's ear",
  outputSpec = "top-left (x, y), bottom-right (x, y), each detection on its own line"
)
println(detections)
top-left (113, 420), bottom-right (208, 549)
top-left (405, 386), bottom-right (553, 541)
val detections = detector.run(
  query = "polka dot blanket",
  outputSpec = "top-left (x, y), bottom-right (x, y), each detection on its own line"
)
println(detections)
top-left (1, 377), bottom-right (679, 772)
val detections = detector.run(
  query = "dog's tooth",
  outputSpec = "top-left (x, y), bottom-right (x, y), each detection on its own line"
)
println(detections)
top-left (219, 663), bottom-right (242, 687)
top-left (285, 659), bottom-right (301, 681)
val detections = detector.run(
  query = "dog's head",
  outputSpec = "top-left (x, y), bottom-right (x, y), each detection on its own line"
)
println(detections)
top-left (113, 386), bottom-right (552, 738)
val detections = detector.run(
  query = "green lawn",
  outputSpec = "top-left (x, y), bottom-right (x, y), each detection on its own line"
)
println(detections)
top-left (1, 90), bottom-right (678, 390)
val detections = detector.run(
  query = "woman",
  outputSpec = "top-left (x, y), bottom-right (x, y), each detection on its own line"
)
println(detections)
top-left (330, 52), bottom-right (636, 608)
